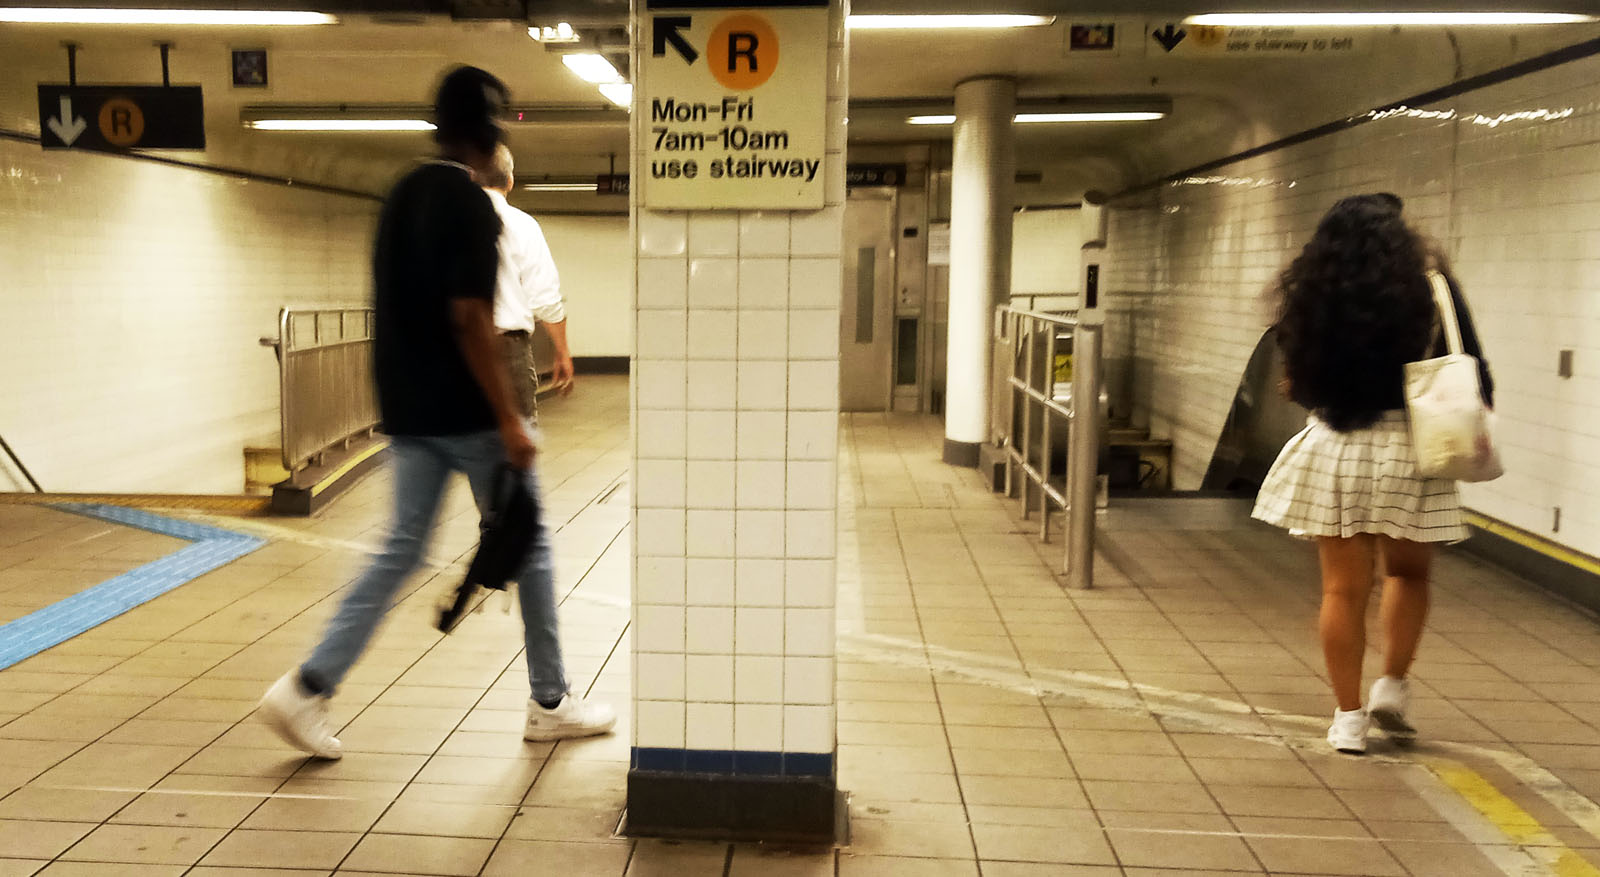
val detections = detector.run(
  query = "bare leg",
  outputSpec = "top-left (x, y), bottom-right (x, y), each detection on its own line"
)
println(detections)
top-left (1378, 537), bottom-right (1432, 678)
top-left (1318, 535), bottom-right (1377, 712)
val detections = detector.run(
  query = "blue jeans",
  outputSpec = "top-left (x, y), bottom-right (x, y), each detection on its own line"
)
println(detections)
top-left (301, 431), bottom-right (567, 704)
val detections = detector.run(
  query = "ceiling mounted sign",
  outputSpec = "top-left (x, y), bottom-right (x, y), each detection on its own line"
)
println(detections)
top-left (642, 0), bottom-right (829, 210)
top-left (36, 84), bottom-right (205, 151)
top-left (1146, 22), bottom-right (1367, 57)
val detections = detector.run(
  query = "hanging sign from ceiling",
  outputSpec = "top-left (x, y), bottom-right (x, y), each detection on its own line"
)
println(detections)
top-left (642, 0), bottom-right (829, 210)
top-left (37, 84), bottom-right (205, 151)
top-left (1146, 23), bottom-right (1367, 57)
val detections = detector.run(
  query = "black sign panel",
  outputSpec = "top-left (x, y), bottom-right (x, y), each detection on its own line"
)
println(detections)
top-left (846, 162), bottom-right (907, 188)
top-left (596, 174), bottom-right (631, 195)
top-left (1085, 264), bottom-right (1100, 310)
top-left (37, 85), bottom-right (205, 151)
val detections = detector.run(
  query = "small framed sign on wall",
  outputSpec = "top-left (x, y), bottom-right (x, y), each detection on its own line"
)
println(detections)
top-left (232, 50), bottom-right (268, 88)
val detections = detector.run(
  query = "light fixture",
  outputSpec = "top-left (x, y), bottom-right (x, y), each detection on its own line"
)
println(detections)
top-left (1185, 12), bottom-right (1595, 26)
top-left (1015, 111), bottom-right (1165, 123)
top-left (598, 83), bottom-right (633, 108)
top-left (908, 111), bottom-right (1165, 125)
top-left (847, 14), bottom-right (1055, 29)
top-left (0, 7), bottom-right (337, 24)
top-left (523, 182), bottom-right (598, 192)
top-left (247, 119), bottom-right (434, 131)
top-left (529, 21), bottom-right (579, 43)
top-left (562, 53), bottom-right (621, 84)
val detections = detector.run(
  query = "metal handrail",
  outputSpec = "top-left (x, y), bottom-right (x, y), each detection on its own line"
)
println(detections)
top-left (992, 305), bottom-right (1103, 588)
top-left (261, 306), bottom-right (379, 472)
top-left (0, 434), bottom-right (42, 492)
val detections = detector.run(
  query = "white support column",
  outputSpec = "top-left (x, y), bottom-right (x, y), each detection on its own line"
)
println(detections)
top-left (942, 76), bottom-right (1016, 467)
top-left (627, 0), bottom-right (846, 843)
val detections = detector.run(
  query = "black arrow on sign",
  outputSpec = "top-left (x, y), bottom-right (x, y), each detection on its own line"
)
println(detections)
top-left (653, 16), bottom-right (698, 64)
top-left (1152, 23), bottom-right (1187, 52)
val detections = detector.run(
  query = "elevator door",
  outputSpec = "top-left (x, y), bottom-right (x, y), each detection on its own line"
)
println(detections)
top-left (840, 190), bottom-right (897, 412)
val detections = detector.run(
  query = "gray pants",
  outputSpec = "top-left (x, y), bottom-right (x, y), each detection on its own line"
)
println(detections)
top-left (499, 331), bottom-right (539, 423)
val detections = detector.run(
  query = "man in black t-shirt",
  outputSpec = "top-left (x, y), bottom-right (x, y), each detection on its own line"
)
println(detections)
top-left (258, 66), bottom-right (615, 758)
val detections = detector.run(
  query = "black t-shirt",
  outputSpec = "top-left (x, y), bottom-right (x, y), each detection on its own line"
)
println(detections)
top-left (372, 162), bottom-right (502, 436)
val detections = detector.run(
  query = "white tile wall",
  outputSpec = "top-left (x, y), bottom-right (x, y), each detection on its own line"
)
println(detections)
top-left (630, 0), bottom-right (846, 760)
top-left (1101, 54), bottom-right (1600, 559)
top-left (0, 140), bottom-right (373, 493)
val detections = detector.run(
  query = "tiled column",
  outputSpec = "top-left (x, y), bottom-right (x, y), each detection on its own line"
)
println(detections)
top-left (627, 1), bottom-right (847, 843)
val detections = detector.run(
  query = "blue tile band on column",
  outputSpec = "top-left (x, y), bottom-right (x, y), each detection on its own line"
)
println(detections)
top-left (632, 747), bottom-right (834, 778)
top-left (0, 503), bottom-right (266, 671)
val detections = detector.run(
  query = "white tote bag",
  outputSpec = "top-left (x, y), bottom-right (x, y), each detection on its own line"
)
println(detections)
top-left (1404, 272), bottom-right (1503, 482)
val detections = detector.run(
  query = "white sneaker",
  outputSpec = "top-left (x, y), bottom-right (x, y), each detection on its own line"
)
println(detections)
top-left (525, 693), bottom-right (617, 742)
top-left (1368, 675), bottom-right (1417, 741)
top-left (258, 671), bottom-right (342, 760)
top-left (1327, 708), bottom-right (1369, 754)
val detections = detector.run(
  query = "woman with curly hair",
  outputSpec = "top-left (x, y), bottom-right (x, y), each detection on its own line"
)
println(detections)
top-left (1252, 193), bottom-right (1494, 754)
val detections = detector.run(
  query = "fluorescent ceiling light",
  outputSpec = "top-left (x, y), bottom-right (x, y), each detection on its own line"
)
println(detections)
top-left (1016, 111), bottom-right (1165, 122)
top-left (909, 112), bottom-right (1164, 125)
top-left (848, 14), bottom-right (1055, 29)
top-left (562, 53), bottom-right (621, 84)
top-left (1185, 12), bottom-right (1595, 26)
top-left (523, 183), bottom-right (597, 192)
top-left (0, 7), bottom-right (336, 24)
top-left (247, 119), bottom-right (434, 131)
top-left (529, 21), bottom-right (579, 42)
top-left (598, 83), bottom-right (633, 108)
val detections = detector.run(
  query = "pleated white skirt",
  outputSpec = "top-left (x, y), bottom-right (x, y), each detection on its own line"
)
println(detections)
top-left (1251, 411), bottom-right (1467, 543)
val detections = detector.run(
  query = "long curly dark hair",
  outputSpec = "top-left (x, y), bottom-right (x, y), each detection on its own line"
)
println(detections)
top-left (1273, 193), bottom-right (1435, 432)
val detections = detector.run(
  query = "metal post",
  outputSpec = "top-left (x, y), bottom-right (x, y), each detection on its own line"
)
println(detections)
top-left (1038, 326), bottom-right (1056, 540)
top-left (1066, 324), bottom-right (1101, 588)
top-left (1017, 318), bottom-right (1035, 520)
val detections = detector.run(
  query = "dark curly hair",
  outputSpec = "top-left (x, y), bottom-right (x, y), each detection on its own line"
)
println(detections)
top-left (1273, 193), bottom-right (1436, 432)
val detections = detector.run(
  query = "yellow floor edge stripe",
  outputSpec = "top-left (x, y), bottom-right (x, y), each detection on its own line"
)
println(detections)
top-left (0, 492), bottom-right (271, 515)
top-left (1428, 757), bottom-right (1600, 877)
top-left (309, 440), bottom-right (388, 498)
top-left (1465, 511), bottom-right (1600, 578)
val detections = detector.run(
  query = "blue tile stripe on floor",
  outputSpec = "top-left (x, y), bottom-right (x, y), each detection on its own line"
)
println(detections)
top-left (0, 503), bottom-right (265, 671)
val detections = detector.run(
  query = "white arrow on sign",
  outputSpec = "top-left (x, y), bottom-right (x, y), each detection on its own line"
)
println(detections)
top-left (46, 95), bottom-right (87, 146)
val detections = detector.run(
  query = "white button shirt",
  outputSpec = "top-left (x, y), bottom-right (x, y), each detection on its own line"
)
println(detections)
top-left (485, 189), bottom-right (565, 333)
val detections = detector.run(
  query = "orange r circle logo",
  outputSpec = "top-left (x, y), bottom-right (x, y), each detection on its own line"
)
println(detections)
top-left (709, 13), bottom-right (777, 90)
top-left (98, 98), bottom-right (145, 147)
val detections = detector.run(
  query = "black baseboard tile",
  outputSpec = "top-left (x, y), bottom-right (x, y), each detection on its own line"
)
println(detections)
top-left (573, 356), bottom-right (630, 375)
top-left (625, 769), bottom-right (841, 844)
top-left (943, 438), bottom-right (980, 468)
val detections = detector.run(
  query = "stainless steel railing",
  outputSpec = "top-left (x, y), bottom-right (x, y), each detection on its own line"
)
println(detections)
top-left (260, 306), bottom-right (379, 472)
top-left (992, 305), bottom-right (1103, 588)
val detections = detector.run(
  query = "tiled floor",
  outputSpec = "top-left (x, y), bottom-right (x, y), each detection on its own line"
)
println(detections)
top-left (0, 507), bottom-right (188, 625)
top-left (1, 375), bottom-right (1598, 875)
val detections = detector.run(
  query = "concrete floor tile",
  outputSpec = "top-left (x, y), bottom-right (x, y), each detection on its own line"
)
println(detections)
top-left (971, 820), bottom-right (1115, 866)
top-left (341, 834), bottom-right (496, 876)
top-left (847, 818), bottom-right (976, 859)
top-left (61, 823), bottom-right (228, 865)
top-left (197, 830), bottom-right (360, 870)
top-left (837, 854), bottom-right (977, 876)
top-left (1109, 827), bottom-right (1257, 871)
top-left (1247, 836), bottom-right (1406, 876)
top-left (726, 846), bottom-right (834, 876)
top-left (0, 819), bottom-right (97, 859)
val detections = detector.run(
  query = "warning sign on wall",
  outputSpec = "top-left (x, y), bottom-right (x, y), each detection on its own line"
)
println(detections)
top-left (642, 0), bottom-right (829, 210)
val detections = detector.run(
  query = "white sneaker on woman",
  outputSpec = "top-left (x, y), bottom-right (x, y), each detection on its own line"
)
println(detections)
top-left (1368, 675), bottom-right (1417, 741)
top-left (258, 671), bottom-right (342, 760)
top-left (1327, 708), bottom-right (1370, 754)
top-left (525, 693), bottom-right (617, 741)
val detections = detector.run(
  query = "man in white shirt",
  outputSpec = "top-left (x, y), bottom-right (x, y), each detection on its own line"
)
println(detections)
top-left (481, 144), bottom-right (574, 420)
